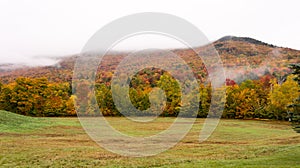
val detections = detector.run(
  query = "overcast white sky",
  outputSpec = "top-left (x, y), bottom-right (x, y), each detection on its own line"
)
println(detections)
top-left (0, 0), bottom-right (299, 65)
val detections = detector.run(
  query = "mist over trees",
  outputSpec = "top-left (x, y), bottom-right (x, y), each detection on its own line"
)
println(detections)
top-left (0, 37), bottom-right (299, 122)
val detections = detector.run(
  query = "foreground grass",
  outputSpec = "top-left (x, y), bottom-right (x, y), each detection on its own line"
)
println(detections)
top-left (0, 111), bottom-right (300, 167)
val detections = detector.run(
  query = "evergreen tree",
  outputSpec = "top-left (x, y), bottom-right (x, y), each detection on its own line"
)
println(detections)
top-left (288, 64), bottom-right (300, 133)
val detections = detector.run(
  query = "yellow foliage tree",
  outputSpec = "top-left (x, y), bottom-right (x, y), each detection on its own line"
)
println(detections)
top-left (269, 75), bottom-right (300, 120)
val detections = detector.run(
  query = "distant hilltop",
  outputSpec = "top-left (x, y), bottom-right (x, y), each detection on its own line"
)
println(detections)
top-left (216, 36), bottom-right (276, 48)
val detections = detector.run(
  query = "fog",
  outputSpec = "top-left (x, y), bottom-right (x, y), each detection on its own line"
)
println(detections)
top-left (0, 0), bottom-right (300, 67)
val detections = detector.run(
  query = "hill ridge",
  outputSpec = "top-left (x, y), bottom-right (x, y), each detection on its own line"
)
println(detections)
top-left (0, 35), bottom-right (299, 84)
top-left (216, 36), bottom-right (276, 48)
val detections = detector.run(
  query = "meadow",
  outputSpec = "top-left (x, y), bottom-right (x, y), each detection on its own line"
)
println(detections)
top-left (0, 110), bottom-right (300, 168)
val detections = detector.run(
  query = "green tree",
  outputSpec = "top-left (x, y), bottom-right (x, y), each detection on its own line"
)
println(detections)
top-left (95, 84), bottom-right (118, 116)
top-left (198, 84), bottom-right (211, 117)
top-left (157, 73), bottom-right (181, 116)
top-left (288, 64), bottom-right (300, 132)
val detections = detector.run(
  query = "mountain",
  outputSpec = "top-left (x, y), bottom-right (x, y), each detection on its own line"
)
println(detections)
top-left (211, 36), bottom-right (299, 82)
top-left (0, 36), bottom-right (299, 84)
top-left (217, 36), bottom-right (276, 47)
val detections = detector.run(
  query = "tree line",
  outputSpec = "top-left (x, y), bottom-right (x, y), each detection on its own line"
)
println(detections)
top-left (0, 65), bottom-right (299, 122)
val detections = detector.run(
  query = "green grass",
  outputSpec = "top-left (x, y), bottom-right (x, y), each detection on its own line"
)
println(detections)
top-left (0, 110), bottom-right (53, 133)
top-left (0, 110), bottom-right (79, 133)
top-left (1, 110), bottom-right (300, 167)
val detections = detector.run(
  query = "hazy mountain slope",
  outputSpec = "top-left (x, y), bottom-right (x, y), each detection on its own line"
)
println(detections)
top-left (0, 36), bottom-right (299, 84)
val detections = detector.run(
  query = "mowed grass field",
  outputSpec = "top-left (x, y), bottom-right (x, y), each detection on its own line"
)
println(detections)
top-left (0, 110), bottom-right (300, 168)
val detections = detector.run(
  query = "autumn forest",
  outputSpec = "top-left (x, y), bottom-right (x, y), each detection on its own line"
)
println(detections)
top-left (0, 36), bottom-right (299, 127)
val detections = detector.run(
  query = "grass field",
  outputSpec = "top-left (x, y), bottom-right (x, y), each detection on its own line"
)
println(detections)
top-left (1, 110), bottom-right (300, 167)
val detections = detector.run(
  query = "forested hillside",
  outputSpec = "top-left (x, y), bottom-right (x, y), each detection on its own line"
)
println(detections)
top-left (0, 36), bottom-right (299, 120)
